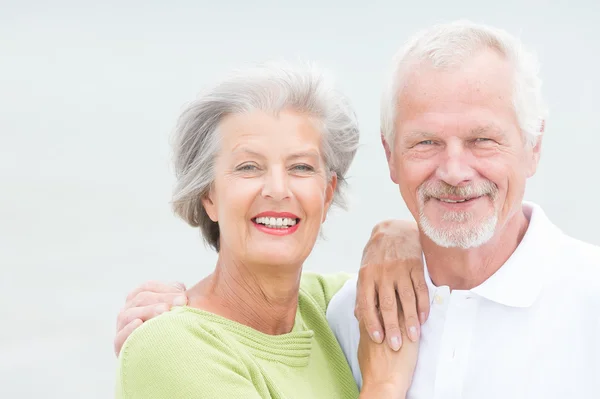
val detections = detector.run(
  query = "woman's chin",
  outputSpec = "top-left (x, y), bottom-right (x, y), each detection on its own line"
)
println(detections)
top-left (246, 248), bottom-right (305, 269)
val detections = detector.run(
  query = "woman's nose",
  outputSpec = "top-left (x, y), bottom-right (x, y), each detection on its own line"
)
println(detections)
top-left (261, 169), bottom-right (292, 201)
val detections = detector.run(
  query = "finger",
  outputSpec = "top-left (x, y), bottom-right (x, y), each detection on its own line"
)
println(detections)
top-left (114, 318), bottom-right (143, 357)
top-left (377, 282), bottom-right (402, 351)
top-left (397, 278), bottom-right (420, 343)
top-left (116, 303), bottom-right (170, 332)
top-left (411, 266), bottom-right (430, 325)
top-left (125, 281), bottom-right (186, 302)
top-left (126, 291), bottom-right (188, 309)
top-left (355, 268), bottom-right (384, 343)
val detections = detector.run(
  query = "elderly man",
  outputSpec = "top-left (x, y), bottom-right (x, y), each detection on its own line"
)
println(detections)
top-left (327, 21), bottom-right (600, 398)
top-left (114, 21), bottom-right (600, 398)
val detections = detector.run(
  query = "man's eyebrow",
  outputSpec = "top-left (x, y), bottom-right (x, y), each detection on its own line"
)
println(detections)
top-left (469, 125), bottom-right (507, 139)
top-left (402, 131), bottom-right (437, 142)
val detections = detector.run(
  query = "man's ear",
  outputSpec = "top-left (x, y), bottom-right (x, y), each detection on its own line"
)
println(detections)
top-left (526, 121), bottom-right (544, 178)
top-left (381, 133), bottom-right (399, 184)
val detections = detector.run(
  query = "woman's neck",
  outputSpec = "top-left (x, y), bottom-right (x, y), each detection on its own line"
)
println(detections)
top-left (187, 253), bottom-right (303, 335)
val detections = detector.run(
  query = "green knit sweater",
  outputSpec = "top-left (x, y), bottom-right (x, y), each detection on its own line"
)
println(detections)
top-left (116, 272), bottom-right (360, 398)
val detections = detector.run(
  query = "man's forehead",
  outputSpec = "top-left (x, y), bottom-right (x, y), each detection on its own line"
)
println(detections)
top-left (397, 51), bottom-right (514, 104)
top-left (399, 123), bottom-right (506, 139)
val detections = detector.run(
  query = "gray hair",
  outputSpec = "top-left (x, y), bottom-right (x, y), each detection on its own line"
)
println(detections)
top-left (381, 20), bottom-right (548, 147)
top-left (170, 61), bottom-right (360, 251)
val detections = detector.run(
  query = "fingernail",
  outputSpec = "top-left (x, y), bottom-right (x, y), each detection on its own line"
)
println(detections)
top-left (155, 304), bottom-right (169, 314)
top-left (409, 326), bottom-right (419, 341)
top-left (419, 312), bottom-right (426, 324)
top-left (390, 336), bottom-right (401, 351)
top-left (172, 282), bottom-right (185, 291)
top-left (372, 331), bottom-right (382, 343)
top-left (172, 295), bottom-right (187, 307)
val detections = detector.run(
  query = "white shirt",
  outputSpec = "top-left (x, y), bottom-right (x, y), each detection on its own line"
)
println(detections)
top-left (327, 202), bottom-right (600, 398)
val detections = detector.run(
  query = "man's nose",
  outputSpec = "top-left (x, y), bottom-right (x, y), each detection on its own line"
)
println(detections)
top-left (435, 142), bottom-right (476, 187)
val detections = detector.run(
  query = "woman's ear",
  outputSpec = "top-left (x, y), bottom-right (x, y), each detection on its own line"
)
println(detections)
top-left (322, 173), bottom-right (338, 223)
top-left (201, 189), bottom-right (218, 222)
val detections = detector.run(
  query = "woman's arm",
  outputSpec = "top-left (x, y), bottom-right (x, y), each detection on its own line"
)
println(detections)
top-left (357, 313), bottom-right (418, 399)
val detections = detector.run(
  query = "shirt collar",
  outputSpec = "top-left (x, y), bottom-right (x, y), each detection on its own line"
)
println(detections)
top-left (422, 201), bottom-right (563, 308)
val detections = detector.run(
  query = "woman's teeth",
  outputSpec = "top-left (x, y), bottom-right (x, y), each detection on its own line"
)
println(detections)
top-left (255, 217), bottom-right (297, 228)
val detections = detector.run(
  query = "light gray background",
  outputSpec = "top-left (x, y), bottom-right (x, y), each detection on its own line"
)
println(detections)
top-left (2, 1), bottom-right (599, 398)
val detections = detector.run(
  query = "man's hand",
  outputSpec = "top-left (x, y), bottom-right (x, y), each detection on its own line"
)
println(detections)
top-left (114, 281), bottom-right (188, 356)
top-left (358, 309), bottom-right (418, 399)
top-left (355, 219), bottom-right (429, 351)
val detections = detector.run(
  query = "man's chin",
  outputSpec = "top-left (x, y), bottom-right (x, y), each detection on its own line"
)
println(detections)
top-left (419, 215), bottom-right (498, 249)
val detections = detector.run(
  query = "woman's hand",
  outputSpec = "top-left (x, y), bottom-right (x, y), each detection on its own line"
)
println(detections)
top-left (114, 281), bottom-right (188, 356)
top-left (355, 219), bottom-right (429, 351)
top-left (357, 311), bottom-right (418, 399)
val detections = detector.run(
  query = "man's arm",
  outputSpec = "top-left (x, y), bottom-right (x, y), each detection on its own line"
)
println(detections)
top-left (355, 219), bottom-right (429, 350)
top-left (114, 281), bottom-right (188, 356)
top-left (114, 219), bottom-right (428, 357)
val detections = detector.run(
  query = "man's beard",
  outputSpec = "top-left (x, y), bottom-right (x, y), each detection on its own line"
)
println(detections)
top-left (417, 180), bottom-right (499, 249)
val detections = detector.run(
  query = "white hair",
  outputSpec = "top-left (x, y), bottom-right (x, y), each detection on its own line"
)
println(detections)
top-left (381, 20), bottom-right (548, 147)
top-left (171, 61), bottom-right (360, 251)
top-left (419, 210), bottom-right (498, 249)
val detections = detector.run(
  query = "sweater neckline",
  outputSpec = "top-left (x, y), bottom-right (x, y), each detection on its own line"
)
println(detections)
top-left (176, 306), bottom-right (314, 367)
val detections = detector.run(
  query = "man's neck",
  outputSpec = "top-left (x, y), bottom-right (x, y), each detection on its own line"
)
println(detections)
top-left (422, 208), bottom-right (530, 290)
top-left (187, 251), bottom-right (302, 335)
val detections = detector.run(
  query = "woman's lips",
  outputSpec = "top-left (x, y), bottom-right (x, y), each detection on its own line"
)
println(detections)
top-left (252, 219), bottom-right (300, 236)
top-left (251, 212), bottom-right (301, 236)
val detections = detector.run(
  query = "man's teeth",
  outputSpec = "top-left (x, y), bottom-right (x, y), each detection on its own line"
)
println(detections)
top-left (255, 217), bottom-right (297, 228)
top-left (439, 198), bottom-right (469, 203)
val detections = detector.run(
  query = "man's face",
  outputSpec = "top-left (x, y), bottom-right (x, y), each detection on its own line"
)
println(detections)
top-left (386, 49), bottom-right (542, 248)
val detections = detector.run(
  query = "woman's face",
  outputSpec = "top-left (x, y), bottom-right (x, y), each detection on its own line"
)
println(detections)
top-left (202, 109), bottom-right (336, 269)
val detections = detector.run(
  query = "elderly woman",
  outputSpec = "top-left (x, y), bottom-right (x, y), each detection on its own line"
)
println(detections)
top-left (115, 62), bottom-right (425, 399)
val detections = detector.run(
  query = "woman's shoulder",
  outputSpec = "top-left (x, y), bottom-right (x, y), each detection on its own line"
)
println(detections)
top-left (119, 307), bottom-right (251, 366)
top-left (121, 307), bottom-right (221, 347)
top-left (299, 271), bottom-right (355, 313)
top-left (117, 308), bottom-right (260, 398)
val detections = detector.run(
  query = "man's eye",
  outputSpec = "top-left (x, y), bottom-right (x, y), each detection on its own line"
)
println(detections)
top-left (475, 138), bottom-right (492, 143)
top-left (417, 140), bottom-right (435, 146)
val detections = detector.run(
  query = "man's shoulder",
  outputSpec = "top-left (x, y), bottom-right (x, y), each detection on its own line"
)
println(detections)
top-left (326, 275), bottom-right (358, 315)
top-left (324, 276), bottom-right (362, 386)
top-left (557, 233), bottom-right (600, 272)
top-left (545, 234), bottom-right (600, 305)
top-left (325, 275), bottom-right (359, 341)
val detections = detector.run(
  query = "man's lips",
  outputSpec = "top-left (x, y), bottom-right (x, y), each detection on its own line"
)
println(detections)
top-left (433, 195), bottom-right (484, 204)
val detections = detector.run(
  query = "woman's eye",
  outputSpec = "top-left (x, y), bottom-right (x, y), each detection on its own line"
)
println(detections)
top-left (237, 163), bottom-right (259, 171)
top-left (291, 164), bottom-right (315, 172)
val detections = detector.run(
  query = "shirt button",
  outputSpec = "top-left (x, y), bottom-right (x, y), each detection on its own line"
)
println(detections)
top-left (434, 294), bottom-right (444, 304)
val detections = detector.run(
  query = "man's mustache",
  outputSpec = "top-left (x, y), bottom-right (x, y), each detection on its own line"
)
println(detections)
top-left (418, 180), bottom-right (499, 201)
